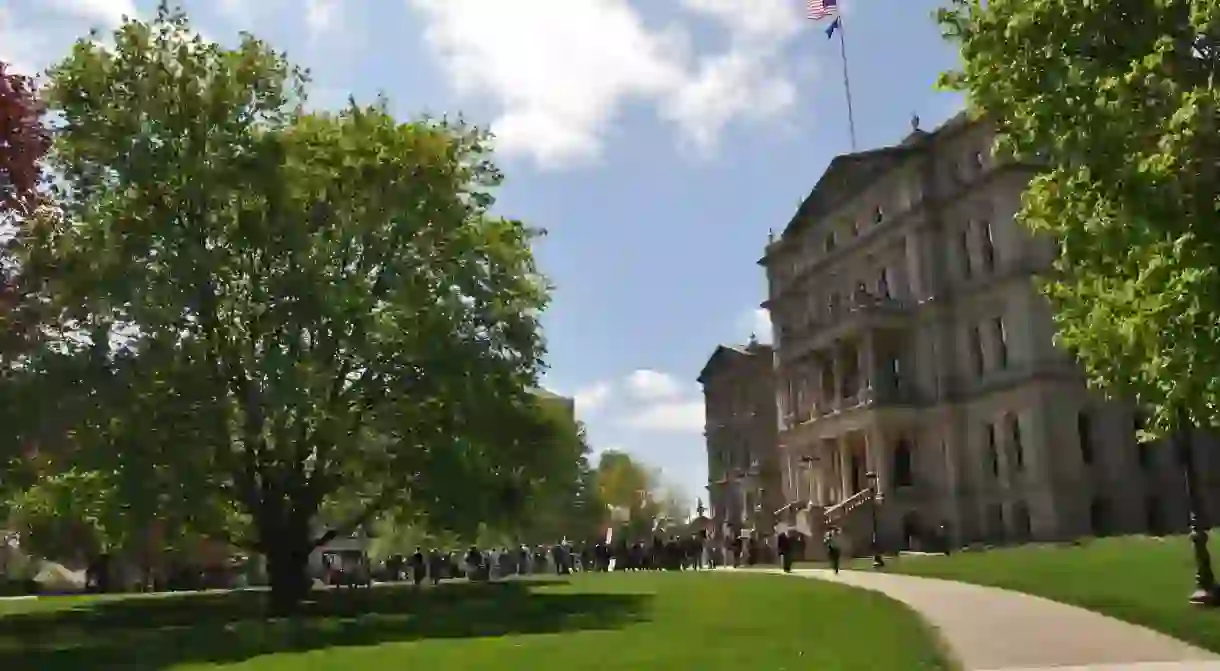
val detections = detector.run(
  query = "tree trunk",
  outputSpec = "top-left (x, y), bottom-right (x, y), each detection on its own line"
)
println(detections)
top-left (265, 531), bottom-right (312, 616)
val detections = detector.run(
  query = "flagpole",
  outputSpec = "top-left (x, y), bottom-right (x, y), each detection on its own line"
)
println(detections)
top-left (835, 14), bottom-right (859, 151)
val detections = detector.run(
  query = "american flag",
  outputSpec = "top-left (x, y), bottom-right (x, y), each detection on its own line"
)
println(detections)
top-left (807, 0), bottom-right (838, 20)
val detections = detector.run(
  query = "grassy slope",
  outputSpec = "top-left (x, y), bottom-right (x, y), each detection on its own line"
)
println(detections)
top-left (859, 535), bottom-right (1220, 652)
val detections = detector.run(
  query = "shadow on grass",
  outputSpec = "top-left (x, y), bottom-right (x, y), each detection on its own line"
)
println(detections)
top-left (1, 580), bottom-right (653, 670)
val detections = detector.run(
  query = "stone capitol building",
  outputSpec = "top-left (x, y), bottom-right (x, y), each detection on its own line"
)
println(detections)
top-left (700, 114), bottom-right (1220, 558)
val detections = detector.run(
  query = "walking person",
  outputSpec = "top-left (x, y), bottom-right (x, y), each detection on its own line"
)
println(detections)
top-left (409, 547), bottom-right (426, 588)
top-left (825, 530), bottom-right (841, 574)
top-left (778, 530), bottom-right (794, 573)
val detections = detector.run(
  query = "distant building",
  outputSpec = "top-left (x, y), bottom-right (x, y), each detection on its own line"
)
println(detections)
top-left (698, 335), bottom-right (783, 545)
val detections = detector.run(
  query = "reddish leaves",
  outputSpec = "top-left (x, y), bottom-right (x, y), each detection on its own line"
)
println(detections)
top-left (0, 60), bottom-right (49, 215)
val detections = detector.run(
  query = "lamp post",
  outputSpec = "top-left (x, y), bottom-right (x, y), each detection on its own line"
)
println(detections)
top-left (1173, 407), bottom-right (1220, 606)
top-left (866, 470), bottom-right (885, 568)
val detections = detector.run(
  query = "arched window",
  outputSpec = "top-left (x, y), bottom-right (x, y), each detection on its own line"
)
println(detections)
top-left (893, 439), bottom-right (914, 487)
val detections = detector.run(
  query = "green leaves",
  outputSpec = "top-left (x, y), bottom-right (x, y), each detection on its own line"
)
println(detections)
top-left (7, 7), bottom-right (562, 587)
top-left (941, 0), bottom-right (1220, 436)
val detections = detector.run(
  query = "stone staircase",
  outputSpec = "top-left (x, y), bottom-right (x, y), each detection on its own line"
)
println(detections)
top-left (823, 487), bottom-right (878, 558)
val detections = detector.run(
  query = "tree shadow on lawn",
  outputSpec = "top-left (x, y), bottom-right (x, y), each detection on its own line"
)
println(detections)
top-left (0, 580), bottom-right (654, 670)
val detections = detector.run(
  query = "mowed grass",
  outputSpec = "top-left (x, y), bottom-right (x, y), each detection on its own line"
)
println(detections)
top-left (0, 571), bottom-right (953, 670)
top-left (854, 534), bottom-right (1220, 652)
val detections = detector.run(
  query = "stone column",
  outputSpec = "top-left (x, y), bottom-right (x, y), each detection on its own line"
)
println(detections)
top-left (831, 344), bottom-right (844, 410)
top-left (838, 434), bottom-right (853, 496)
top-left (859, 332), bottom-right (876, 399)
top-left (905, 231), bottom-right (924, 300)
top-left (867, 424), bottom-right (890, 496)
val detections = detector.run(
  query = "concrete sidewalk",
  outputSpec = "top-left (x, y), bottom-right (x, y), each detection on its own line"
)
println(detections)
top-left (767, 568), bottom-right (1220, 671)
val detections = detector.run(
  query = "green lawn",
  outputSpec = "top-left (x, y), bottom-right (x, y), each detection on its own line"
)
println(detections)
top-left (851, 534), bottom-right (1220, 652)
top-left (0, 571), bottom-right (952, 670)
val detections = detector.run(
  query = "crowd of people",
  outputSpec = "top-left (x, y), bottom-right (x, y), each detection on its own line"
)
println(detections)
top-left (366, 526), bottom-right (864, 588)
top-left (375, 532), bottom-right (725, 586)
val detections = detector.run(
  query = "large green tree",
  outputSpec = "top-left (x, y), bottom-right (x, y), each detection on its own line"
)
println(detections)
top-left (512, 398), bottom-right (604, 545)
top-left (938, 0), bottom-right (1220, 435)
top-left (25, 7), bottom-right (556, 611)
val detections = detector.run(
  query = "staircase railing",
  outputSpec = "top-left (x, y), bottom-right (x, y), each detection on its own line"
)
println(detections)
top-left (824, 488), bottom-right (873, 527)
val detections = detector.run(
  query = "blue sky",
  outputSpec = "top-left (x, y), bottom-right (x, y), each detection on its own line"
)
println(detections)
top-left (2, 0), bottom-right (963, 508)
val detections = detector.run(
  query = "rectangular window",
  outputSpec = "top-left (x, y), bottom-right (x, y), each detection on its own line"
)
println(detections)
top-left (986, 423), bottom-right (1000, 477)
top-left (993, 316), bottom-right (1009, 368)
top-left (824, 232), bottom-right (837, 253)
top-left (980, 220), bottom-right (996, 271)
top-left (1009, 414), bottom-right (1024, 471)
top-left (959, 229), bottom-right (973, 278)
top-left (1078, 411), bottom-right (1094, 465)
top-left (970, 326), bottom-right (985, 376)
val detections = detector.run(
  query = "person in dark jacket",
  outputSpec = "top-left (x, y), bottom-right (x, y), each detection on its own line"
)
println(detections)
top-left (825, 531), bottom-right (841, 574)
top-left (777, 531), bottom-right (794, 573)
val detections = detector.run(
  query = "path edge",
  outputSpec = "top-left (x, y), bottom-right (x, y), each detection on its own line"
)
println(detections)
top-left (748, 568), bottom-right (965, 671)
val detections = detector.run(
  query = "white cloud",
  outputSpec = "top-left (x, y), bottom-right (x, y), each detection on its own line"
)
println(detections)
top-left (305, 0), bottom-right (340, 36)
top-left (737, 307), bottom-right (773, 344)
top-left (47, 0), bottom-right (136, 27)
top-left (406, 0), bottom-right (803, 169)
top-left (1, 0), bottom-right (139, 76)
top-left (573, 381), bottom-right (613, 415)
top-left (625, 369), bottom-right (683, 400)
top-left (621, 399), bottom-right (705, 433)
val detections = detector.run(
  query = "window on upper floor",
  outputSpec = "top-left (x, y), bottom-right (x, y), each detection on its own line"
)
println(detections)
top-left (986, 423), bottom-right (1000, 477)
top-left (1078, 411), bottom-right (1095, 465)
top-left (824, 232), bottom-right (837, 253)
top-left (992, 316), bottom-right (1009, 368)
top-left (970, 325), bottom-right (985, 376)
top-left (1006, 413), bottom-right (1024, 471)
top-left (893, 439), bottom-right (914, 487)
top-left (959, 228), bottom-right (974, 279)
top-left (972, 149), bottom-right (986, 172)
top-left (878, 267), bottom-right (892, 299)
top-left (874, 205), bottom-right (885, 224)
top-left (827, 292), bottom-right (841, 314)
top-left (889, 355), bottom-right (903, 390)
top-left (980, 219), bottom-right (996, 271)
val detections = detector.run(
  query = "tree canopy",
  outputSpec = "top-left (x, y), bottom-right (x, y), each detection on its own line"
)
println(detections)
top-left (6, 6), bottom-right (568, 611)
top-left (0, 59), bottom-right (48, 216)
top-left (938, 0), bottom-right (1220, 435)
top-left (595, 450), bottom-right (689, 539)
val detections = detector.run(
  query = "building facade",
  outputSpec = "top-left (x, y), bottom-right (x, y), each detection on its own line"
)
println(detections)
top-left (763, 114), bottom-right (1220, 554)
top-left (698, 336), bottom-right (783, 545)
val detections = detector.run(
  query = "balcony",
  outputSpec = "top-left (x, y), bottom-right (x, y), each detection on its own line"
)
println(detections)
top-left (782, 383), bottom-right (923, 441)
top-left (781, 292), bottom-right (914, 361)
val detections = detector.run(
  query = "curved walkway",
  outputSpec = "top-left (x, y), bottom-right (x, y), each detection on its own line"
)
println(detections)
top-left (758, 568), bottom-right (1220, 671)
